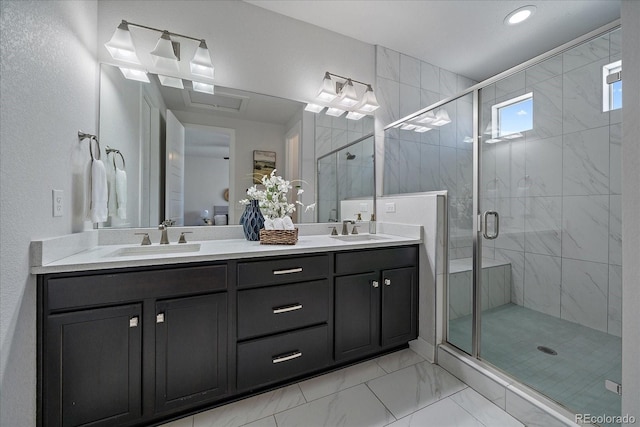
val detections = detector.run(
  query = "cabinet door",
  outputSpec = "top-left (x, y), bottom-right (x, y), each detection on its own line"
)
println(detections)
top-left (44, 304), bottom-right (142, 427)
top-left (334, 272), bottom-right (380, 360)
top-left (381, 267), bottom-right (417, 347)
top-left (155, 293), bottom-right (228, 413)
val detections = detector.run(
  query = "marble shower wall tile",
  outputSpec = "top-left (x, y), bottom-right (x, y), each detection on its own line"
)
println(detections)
top-left (420, 61), bottom-right (440, 93)
top-left (524, 196), bottom-right (562, 257)
top-left (562, 126), bottom-right (609, 196)
top-left (525, 135), bottom-right (563, 197)
top-left (420, 88), bottom-right (440, 111)
top-left (456, 97), bottom-right (474, 150)
top-left (562, 195), bottom-right (609, 263)
top-left (400, 54), bottom-right (421, 88)
top-left (494, 198), bottom-right (525, 252)
top-left (495, 249), bottom-right (525, 306)
top-left (562, 33), bottom-right (609, 73)
top-left (400, 83), bottom-right (421, 119)
top-left (420, 144), bottom-right (440, 192)
top-left (384, 138), bottom-right (400, 194)
top-left (523, 253), bottom-right (561, 317)
top-left (525, 54), bottom-right (562, 87)
top-left (439, 146), bottom-right (457, 197)
top-left (609, 194), bottom-right (622, 266)
top-left (376, 45), bottom-right (400, 81)
top-left (608, 265), bottom-right (622, 337)
top-left (495, 139), bottom-right (526, 198)
top-left (439, 69), bottom-right (458, 97)
top-left (562, 58), bottom-right (610, 134)
top-left (449, 270), bottom-right (472, 319)
top-left (527, 75), bottom-right (563, 141)
top-left (376, 76), bottom-right (400, 126)
top-left (398, 139), bottom-right (421, 193)
top-left (495, 72), bottom-right (525, 99)
top-left (560, 258), bottom-right (608, 332)
top-left (609, 123), bottom-right (622, 195)
top-left (315, 126), bottom-right (332, 158)
top-left (456, 149), bottom-right (473, 198)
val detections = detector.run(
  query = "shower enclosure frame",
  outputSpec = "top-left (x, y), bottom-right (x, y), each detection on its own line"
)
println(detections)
top-left (384, 18), bottom-right (621, 420)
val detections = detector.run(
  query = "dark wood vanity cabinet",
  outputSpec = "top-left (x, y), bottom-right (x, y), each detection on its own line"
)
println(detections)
top-left (334, 246), bottom-right (418, 361)
top-left (38, 245), bottom-right (418, 427)
top-left (38, 263), bottom-right (228, 427)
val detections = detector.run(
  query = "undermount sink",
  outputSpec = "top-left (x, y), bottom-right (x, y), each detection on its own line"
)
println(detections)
top-left (107, 243), bottom-right (201, 257)
top-left (330, 234), bottom-right (388, 242)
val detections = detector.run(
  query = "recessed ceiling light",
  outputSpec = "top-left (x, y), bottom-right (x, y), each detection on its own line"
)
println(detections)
top-left (504, 5), bottom-right (536, 25)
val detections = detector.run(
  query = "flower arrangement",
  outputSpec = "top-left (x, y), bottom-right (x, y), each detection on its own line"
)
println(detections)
top-left (240, 169), bottom-right (314, 220)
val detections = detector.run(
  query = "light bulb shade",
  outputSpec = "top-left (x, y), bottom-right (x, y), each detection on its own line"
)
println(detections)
top-left (150, 31), bottom-right (179, 71)
top-left (105, 21), bottom-right (141, 65)
top-left (190, 40), bottom-right (215, 79)
top-left (316, 72), bottom-right (338, 102)
top-left (192, 81), bottom-right (215, 94)
top-left (414, 126), bottom-right (432, 133)
top-left (325, 107), bottom-right (345, 117)
top-left (337, 79), bottom-right (359, 108)
top-left (118, 67), bottom-right (150, 83)
top-left (356, 85), bottom-right (380, 113)
top-left (158, 74), bottom-right (184, 89)
top-left (432, 109), bottom-right (451, 126)
top-left (417, 111), bottom-right (437, 124)
top-left (304, 103), bottom-right (324, 113)
top-left (346, 111), bottom-right (365, 120)
top-left (400, 123), bottom-right (417, 131)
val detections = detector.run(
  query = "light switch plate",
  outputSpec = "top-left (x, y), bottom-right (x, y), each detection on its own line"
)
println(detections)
top-left (52, 189), bottom-right (63, 217)
top-left (385, 202), bottom-right (396, 213)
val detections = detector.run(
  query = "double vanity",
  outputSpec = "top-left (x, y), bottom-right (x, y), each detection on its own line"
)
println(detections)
top-left (33, 227), bottom-right (421, 427)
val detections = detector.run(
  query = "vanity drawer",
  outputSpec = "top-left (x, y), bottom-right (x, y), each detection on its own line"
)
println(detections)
top-left (237, 324), bottom-right (329, 390)
top-left (335, 246), bottom-right (417, 275)
top-left (237, 280), bottom-right (329, 340)
top-left (237, 254), bottom-right (329, 288)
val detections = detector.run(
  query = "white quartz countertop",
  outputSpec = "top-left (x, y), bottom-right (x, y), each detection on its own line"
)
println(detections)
top-left (31, 232), bottom-right (421, 274)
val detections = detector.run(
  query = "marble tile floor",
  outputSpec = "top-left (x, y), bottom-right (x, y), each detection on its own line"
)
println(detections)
top-left (160, 348), bottom-right (523, 427)
top-left (449, 303), bottom-right (622, 426)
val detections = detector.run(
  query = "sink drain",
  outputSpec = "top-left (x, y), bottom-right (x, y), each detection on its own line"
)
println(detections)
top-left (537, 345), bottom-right (557, 355)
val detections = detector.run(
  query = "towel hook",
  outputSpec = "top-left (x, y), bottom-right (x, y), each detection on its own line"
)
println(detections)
top-left (106, 146), bottom-right (126, 170)
top-left (78, 130), bottom-right (101, 161)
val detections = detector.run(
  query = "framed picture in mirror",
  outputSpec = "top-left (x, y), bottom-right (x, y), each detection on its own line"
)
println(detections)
top-left (253, 150), bottom-right (276, 184)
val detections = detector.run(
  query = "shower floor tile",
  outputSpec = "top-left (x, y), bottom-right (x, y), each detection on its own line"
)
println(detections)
top-left (449, 303), bottom-right (622, 426)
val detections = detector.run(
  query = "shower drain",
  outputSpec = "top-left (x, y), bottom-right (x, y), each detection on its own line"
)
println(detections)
top-left (537, 345), bottom-right (558, 355)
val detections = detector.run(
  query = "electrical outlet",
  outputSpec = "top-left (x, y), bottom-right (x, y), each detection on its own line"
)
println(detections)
top-left (359, 203), bottom-right (368, 212)
top-left (385, 202), bottom-right (396, 213)
top-left (52, 189), bottom-right (63, 217)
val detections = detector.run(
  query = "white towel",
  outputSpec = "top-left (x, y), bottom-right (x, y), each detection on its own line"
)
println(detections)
top-left (90, 160), bottom-right (108, 223)
top-left (272, 218), bottom-right (285, 230)
top-left (263, 218), bottom-right (274, 230)
top-left (115, 168), bottom-right (127, 219)
top-left (282, 216), bottom-right (295, 230)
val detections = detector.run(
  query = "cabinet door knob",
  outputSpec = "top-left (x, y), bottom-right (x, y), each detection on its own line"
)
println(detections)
top-left (156, 313), bottom-right (165, 323)
top-left (372, 280), bottom-right (379, 288)
top-left (384, 278), bottom-right (391, 286)
top-left (129, 316), bottom-right (139, 328)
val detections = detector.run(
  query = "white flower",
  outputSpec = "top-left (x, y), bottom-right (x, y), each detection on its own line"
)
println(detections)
top-left (239, 169), bottom-right (314, 220)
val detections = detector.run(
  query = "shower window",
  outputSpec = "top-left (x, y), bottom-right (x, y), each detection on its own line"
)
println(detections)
top-left (603, 60), bottom-right (622, 111)
top-left (490, 92), bottom-right (533, 140)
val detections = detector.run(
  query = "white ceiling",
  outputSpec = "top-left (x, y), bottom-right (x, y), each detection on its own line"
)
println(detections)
top-left (245, 0), bottom-right (620, 81)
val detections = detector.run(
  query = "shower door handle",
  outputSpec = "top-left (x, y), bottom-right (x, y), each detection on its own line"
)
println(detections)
top-left (481, 210), bottom-right (499, 240)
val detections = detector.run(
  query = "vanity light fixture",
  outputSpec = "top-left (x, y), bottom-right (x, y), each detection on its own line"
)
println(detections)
top-left (306, 71), bottom-right (380, 120)
top-left (105, 20), bottom-right (214, 85)
top-left (504, 5), bottom-right (536, 25)
top-left (118, 67), bottom-right (150, 83)
top-left (304, 103), bottom-right (325, 113)
top-left (104, 21), bottom-right (141, 65)
top-left (325, 107), bottom-right (346, 117)
top-left (192, 81), bottom-right (215, 94)
top-left (158, 75), bottom-right (184, 89)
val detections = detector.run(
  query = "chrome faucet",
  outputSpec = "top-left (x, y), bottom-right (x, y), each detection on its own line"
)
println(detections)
top-left (341, 220), bottom-right (355, 235)
top-left (159, 224), bottom-right (170, 244)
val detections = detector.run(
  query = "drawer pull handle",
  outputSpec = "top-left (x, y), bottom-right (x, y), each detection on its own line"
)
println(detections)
top-left (129, 317), bottom-right (139, 328)
top-left (273, 304), bottom-right (303, 314)
top-left (273, 267), bottom-right (303, 275)
top-left (272, 351), bottom-right (302, 364)
top-left (372, 280), bottom-right (379, 288)
top-left (384, 278), bottom-right (391, 286)
top-left (156, 313), bottom-right (165, 323)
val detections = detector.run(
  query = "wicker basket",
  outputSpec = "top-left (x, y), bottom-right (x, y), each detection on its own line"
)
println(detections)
top-left (259, 228), bottom-right (298, 245)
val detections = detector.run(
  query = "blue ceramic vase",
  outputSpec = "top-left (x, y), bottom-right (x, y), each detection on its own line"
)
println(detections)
top-left (240, 200), bottom-right (264, 241)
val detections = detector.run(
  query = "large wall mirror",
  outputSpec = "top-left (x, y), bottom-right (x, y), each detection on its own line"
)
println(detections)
top-left (98, 63), bottom-right (310, 228)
